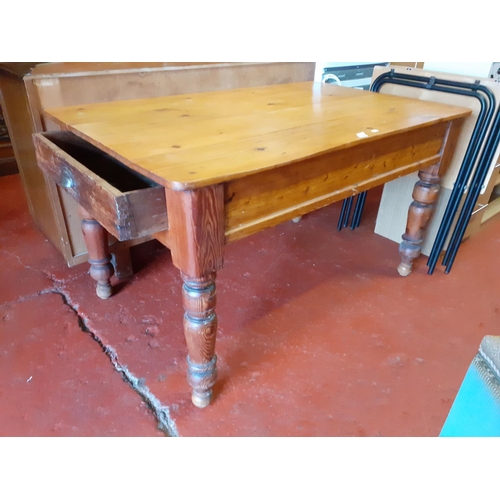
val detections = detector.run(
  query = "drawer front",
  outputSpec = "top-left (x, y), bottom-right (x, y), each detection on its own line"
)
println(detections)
top-left (33, 131), bottom-right (168, 241)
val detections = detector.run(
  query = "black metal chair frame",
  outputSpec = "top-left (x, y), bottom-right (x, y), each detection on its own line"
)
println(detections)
top-left (337, 70), bottom-right (498, 274)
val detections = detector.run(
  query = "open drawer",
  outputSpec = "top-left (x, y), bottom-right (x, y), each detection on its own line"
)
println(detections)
top-left (33, 131), bottom-right (168, 241)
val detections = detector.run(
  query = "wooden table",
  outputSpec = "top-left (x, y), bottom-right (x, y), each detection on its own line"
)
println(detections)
top-left (33, 82), bottom-right (470, 407)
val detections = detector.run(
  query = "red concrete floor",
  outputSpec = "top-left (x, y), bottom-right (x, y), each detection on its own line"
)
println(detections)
top-left (1, 173), bottom-right (499, 436)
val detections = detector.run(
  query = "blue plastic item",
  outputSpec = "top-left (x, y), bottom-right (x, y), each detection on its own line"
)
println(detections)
top-left (440, 336), bottom-right (500, 437)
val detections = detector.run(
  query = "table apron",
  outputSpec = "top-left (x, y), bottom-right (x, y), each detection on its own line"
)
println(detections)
top-left (224, 121), bottom-right (449, 242)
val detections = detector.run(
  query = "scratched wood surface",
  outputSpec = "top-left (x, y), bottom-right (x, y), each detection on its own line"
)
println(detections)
top-left (43, 82), bottom-right (471, 191)
top-left (33, 131), bottom-right (168, 240)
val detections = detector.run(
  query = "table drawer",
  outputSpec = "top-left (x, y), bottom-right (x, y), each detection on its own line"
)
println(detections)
top-left (33, 131), bottom-right (168, 241)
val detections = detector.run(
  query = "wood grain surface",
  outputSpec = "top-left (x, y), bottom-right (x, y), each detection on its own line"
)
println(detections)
top-left (224, 121), bottom-right (449, 241)
top-left (23, 62), bottom-right (314, 266)
top-left (43, 82), bottom-right (471, 191)
top-left (166, 186), bottom-right (225, 276)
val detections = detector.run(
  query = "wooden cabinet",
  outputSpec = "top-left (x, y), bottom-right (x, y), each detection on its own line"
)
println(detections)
top-left (0, 103), bottom-right (18, 176)
top-left (0, 62), bottom-right (315, 273)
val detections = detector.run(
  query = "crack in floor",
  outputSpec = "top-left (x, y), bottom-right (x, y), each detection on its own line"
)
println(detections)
top-left (53, 290), bottom-right (178, 437)
top-left (2, 252), bottom-right (178, 437)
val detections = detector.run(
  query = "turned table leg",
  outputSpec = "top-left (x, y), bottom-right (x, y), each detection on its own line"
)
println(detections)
top-left (398, 168), bottom-right (441, 277)
top-left (166, 185), bottom-right (225, 407)
top-left (397, 119), bottom-right (464, 276)
top-left (78, 206), bottom-right (114, 299)
top-left (182, 272), bottom-right (218, 408)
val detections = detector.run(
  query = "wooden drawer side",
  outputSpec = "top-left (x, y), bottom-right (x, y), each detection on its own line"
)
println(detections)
top-left (33, 131), bottom-right (168, 240)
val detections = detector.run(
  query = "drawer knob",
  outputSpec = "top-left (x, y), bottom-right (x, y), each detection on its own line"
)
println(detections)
top-left (60, 168), bottom-right (75, 190)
